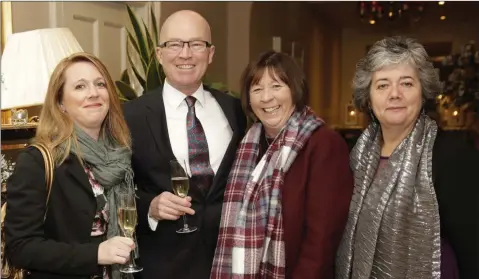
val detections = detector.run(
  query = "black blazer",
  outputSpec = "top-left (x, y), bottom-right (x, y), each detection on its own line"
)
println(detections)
top-left (432, 130), bottom-right (479, 279)
top-left (123, 85), bottom-right (246, 279)
top-left (5, 147), bottom-right (102, 279)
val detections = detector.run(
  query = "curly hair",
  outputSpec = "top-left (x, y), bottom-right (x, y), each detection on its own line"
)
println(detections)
top-left (352, 36), bottom-right (442, 112)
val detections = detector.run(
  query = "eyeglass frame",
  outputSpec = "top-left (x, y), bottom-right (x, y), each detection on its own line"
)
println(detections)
top-left (158, 40), bottom-right (213, 52)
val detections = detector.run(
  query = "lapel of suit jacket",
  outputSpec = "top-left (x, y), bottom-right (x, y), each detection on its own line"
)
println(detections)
top-left (205, 87), bottom-right (241, 199)
top-left (64, 154), bottom-right (95, 198)
top-left (144, 87), bottom-right (176, 162)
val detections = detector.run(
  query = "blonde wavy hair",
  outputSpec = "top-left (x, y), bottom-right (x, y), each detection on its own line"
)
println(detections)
top-left (35, 52), bottom-right (131, 165)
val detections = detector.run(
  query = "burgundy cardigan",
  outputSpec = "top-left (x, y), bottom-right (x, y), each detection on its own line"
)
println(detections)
top-left (280, 126), bottom-right (353, 279)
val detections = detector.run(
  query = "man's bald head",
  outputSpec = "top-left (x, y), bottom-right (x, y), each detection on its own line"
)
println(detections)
top-left (159, 10), bottom-right (212, 44)
top-left (156, 10), bottom-right (215, 95)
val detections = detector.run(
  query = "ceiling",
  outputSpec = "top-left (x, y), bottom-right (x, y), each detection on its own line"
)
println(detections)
top-left (310, 1), bottom-right (479, 31)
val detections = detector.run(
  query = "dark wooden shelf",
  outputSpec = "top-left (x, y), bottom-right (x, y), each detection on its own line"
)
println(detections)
top-left (1, 124), bottom-right (37, 143)
top-left (1, 123), bottom-right (38, 130)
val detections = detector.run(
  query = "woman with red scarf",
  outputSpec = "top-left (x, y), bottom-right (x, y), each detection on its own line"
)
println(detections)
top-left (211, 51), bottom-right (353, 279)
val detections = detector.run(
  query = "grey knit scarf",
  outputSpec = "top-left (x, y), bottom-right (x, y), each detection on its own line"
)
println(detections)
top-left (336, 114), bottom-right (441, 279)
top-left (71, 125), bottom-right (136, 279)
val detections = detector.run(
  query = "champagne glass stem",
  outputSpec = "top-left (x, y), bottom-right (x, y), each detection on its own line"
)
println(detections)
top-left (125, 233), bottom-right (137, 268)
top-left (182, 214), bottom-right (189, 230)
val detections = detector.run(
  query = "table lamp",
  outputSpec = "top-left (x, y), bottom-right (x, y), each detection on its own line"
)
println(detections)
top-left (1, 28), bottom-right (83, 117)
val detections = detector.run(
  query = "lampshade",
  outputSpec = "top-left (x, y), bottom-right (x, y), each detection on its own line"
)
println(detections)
top-left (1, 27), bottom-right (84, 109)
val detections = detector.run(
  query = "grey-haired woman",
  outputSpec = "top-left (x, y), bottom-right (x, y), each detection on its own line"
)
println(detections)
top-left (335, 36), bottom-right (479, 279)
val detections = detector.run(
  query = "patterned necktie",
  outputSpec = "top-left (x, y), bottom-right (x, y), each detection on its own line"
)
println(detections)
top-left (185, 96), bottom-right (214, 194)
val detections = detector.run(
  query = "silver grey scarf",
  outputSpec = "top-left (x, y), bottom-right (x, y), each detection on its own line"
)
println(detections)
top-left (70, 125), bottom-right (136, 279)
top-left (336, 114), bottom-right (441, 279)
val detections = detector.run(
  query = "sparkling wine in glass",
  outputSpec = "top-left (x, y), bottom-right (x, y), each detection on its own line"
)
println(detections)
top-left (170, 159), bottom-right (197, 234)
top-left (117, 190), bottom-right (143, 273)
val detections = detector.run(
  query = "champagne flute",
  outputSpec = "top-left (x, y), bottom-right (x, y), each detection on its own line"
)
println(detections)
top-left (116, 189), bottom-right (143, 273)
top-left (170, 159), bottom-right (197, 234)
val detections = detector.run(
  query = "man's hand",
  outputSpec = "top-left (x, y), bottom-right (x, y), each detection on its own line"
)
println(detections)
top-left (148, 192), bottom-right (195, 221)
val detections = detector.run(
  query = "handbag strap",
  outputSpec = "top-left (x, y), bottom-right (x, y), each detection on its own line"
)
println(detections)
top-left (29, 143), bottom-right (55, 219)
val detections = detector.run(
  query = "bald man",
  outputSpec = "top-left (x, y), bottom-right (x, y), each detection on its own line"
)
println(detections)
top-left (123, 10), bottom-right (246, 279)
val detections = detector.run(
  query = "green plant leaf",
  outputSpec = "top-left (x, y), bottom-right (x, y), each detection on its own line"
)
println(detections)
top-left (120, 69), bottom-right (130, 85)
top-left (143, 20), bottom-right (155, 53)
top-left (210, 82), bottom-right (226, 91)
top-left (127, 46), bottom-right (146, 89)
top-left (126, 5), bottom-right (149, 72)
top-left (126, 29), bottom-right (146, 70)
top-left (146, 59), bottom-right (162, 92)
top-left (126, 29), bottom-right (140, 57)
top-left (148, 52), bottom-right (164, 85)
top-left (116, 4), bottom-right (165, 100)
top-left (150, 6), bottom-right (159, 45)
top-left (115, 80), bottom-right (138, 100)
top-left (158, 62), bottom-right (166, 82)
top-left (228, 90), bottom-right (241, 99)
top-left (119, 96), bottom-right (129, 103)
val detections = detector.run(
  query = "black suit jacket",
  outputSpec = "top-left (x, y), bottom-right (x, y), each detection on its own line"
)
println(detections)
top-left (5, 147), bottom-right (102, 279)
top-left (123, 85), bottom-right (246, 279)
top-left (432, 130), bottom-right (479, 279)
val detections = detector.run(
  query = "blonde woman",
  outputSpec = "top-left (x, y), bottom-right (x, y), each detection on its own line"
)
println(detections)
top-left (5, 52), bottom-right (135, 279)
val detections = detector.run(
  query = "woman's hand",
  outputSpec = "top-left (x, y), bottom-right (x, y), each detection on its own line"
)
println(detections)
top-left (97, 236), bottom-right (135, 265)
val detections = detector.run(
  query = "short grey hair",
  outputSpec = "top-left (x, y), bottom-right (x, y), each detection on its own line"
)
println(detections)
top-left (352, 36), bottom-right (442, 112)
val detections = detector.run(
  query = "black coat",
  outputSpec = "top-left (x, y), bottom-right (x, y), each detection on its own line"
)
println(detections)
top-left (123, 86), bottom-right (247, 279)
top-left (432, 129), bottom-right (479, 279)
top-left (5, 147), bottom-right (102, 279)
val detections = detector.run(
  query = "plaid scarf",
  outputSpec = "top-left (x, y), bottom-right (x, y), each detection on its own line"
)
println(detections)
top-left (211, 107), bottom-right (322, 279)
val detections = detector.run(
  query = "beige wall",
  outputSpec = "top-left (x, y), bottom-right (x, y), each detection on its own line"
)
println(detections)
top-left (226, 2), bottom-right (252, 93)
top-left (340, 21), bottom-right (479, 126)
top-left (11, 2), bottom-right (50, 33)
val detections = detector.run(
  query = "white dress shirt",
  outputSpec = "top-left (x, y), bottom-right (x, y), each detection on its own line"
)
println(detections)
top-left (148, 80), bottom-right (233, 230)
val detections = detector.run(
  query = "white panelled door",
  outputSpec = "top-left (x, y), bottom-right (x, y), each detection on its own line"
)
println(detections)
top-left (51, 2), bottom-right (148, 81)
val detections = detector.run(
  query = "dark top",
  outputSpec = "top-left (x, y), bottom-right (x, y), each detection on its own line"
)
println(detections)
top-left (5, 147), bottom-right (103, 279)
top-left (374, 130), bottom-right (478, 278)
top-left (260, 125), bottom-right (354, 279)
top-left (432, 129), bottom-right (479, 279)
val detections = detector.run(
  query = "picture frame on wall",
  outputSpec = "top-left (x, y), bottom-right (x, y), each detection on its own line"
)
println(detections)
top-left (272, 36), bottom-right (282, 52)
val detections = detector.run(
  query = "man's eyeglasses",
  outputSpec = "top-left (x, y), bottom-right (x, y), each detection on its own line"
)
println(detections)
top-left (159, 40), bottom-right (212, 52)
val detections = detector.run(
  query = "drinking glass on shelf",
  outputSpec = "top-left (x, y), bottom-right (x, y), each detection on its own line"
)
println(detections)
top-left (116, 189), bottom-right (143, 273)
top-left (170, 159), bottom-right (197, 234)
